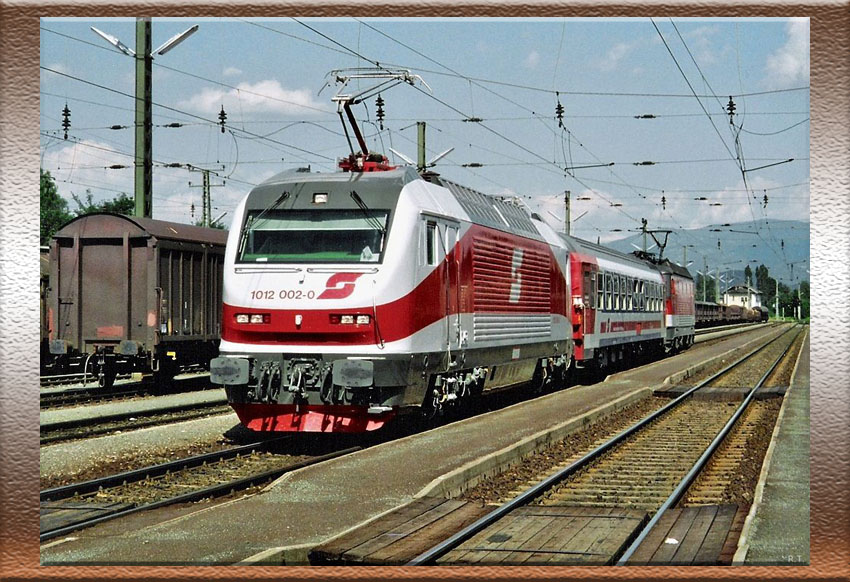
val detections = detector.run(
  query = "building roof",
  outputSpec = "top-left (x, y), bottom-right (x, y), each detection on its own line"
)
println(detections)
top-left (725, 284), bottom-right (762, 295)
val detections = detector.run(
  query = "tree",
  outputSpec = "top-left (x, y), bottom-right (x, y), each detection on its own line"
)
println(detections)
top-left (194, 218), bottom-right (225, 230)
top-left (40, 169), bottom-right (73, 245)
top-left (71, 189), bottom-right (135, 216)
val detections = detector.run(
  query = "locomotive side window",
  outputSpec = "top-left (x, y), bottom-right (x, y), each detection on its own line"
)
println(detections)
top-left (425, 221), bottom-right (438, 266)
top-left (238, 209), bottom-right (389, 264)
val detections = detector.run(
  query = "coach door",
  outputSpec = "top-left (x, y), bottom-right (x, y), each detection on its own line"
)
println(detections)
top-left (583, 264), bottom-right (597, 335)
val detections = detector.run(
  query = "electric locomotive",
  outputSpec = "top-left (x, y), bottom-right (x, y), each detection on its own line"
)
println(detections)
top-left (211, 161), bottom-right (572, 432)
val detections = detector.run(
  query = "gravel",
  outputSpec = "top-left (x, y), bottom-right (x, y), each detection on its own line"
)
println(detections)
top-left (40, 413), bottom-right (251, 489)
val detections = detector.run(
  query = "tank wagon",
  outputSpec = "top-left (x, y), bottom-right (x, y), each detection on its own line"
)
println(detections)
top-left (45, 213), bottom-right (227, 387)
top-left (211, 166), bottom-right (573, 432)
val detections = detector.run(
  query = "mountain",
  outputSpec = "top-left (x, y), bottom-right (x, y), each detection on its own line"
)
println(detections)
top-left (603, 219), bottom-right (809, 286)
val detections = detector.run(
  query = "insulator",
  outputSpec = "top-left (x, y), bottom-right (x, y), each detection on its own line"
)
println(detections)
top-left (61, 103), bottom-right (71, 140)
top-left (375, 94), bottom-right (385, 130)
top-left (726, 96), bottom-right (736, 123)
top-left (555, 99), bottom-right (564, 128)
top-left (763, 193), bottom-right (768, 208)
top-left (218, 105), bottom-right (227, 134)
top-left (661, 195), bottom-right (666, 210)
top-left (191, 203), bottom-right (195, 217)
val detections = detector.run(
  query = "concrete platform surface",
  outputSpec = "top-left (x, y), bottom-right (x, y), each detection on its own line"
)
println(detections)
top-left (738, 328), bottom-right (810, 565)
top-left (40, 325), bottom-right (791, 565)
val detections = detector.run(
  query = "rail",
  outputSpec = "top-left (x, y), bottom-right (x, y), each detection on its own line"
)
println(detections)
top-left (407, 324), bottom-right (799, 565)
top-left (40, 438), bottom-right (361, 542)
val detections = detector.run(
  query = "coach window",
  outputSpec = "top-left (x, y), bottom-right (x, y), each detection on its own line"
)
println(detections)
top-left (425, 221), bottom-right (438, 266)
top-left (630, 279), bottom-right (636, 311)
top-left (613, 276), bottom-right (620, 310)
top-left (604, 273), bottom-right (611, 311)
top-left (597, 271), bottom-right (604, 309)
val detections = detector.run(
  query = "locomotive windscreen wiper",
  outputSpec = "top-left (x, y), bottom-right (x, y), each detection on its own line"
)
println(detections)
top-left (349, 190), bottom-right (386, 235)
top-left (238, 190), bottom-right (290, 257)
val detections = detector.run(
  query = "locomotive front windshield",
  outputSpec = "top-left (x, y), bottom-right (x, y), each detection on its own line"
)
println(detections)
top-left (238, 209), bottom-right (389, 263)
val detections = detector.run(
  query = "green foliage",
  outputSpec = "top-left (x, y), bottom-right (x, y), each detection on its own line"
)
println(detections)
top-left (71, 190), bottom-right (134, 216)
top-left (40, 169), bottom-right (73, 245)
top-left (695, 273), bottom-right (717, 303)
top-left (193, 219), bottom-right (225, 230)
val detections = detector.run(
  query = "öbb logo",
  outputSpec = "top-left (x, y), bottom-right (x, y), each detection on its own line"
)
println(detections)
top-left (317, 273), bottom-right (365, 300)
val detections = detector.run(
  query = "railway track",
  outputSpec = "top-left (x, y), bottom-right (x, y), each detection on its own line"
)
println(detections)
top-left (309, 324), bottom-right (802, 565)
top-left (40, 438), bottom-right (361, 542)
top-left (39, 400), bottom-right (231, 445)
top-left (39, 373), bottom-right (212, 410)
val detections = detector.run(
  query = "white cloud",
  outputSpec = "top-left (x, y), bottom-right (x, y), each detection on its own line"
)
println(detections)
top-left (41, 62), bottom-right (70, 86)
top-left (223, 66), bottom-right (242, 77)
top-left (177, 79), bottom-right (327, 117)
top-left (524, 50), bottom-right (540, 70)
top-left (598, 42), bottom-right (635, 72)
top-left (764, 19), bottom-right (809, 89)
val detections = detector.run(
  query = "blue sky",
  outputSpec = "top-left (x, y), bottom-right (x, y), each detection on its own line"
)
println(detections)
top-left (40, 17), bottom-right (809, 251)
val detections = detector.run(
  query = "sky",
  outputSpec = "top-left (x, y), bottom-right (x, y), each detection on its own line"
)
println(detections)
top-left (40, 17), bottom-right (809, 266)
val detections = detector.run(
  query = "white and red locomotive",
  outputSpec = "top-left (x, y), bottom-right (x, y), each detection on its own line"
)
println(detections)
top-left (210, 159), bottom-right (696, 433)
top-left (211, 164), bottom-right (573, 432)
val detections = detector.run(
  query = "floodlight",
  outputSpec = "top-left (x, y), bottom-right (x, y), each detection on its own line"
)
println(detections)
top-left (91, 26), bottom-right (135, 56)
top-left (155, 25), bottom-right (199, 56)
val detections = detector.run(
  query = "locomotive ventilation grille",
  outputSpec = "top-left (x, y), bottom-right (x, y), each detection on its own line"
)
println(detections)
top-left (472, 236), bottom-right (551, 341)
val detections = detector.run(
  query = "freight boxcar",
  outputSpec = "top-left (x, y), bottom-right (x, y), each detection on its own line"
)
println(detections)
top-left (45, 213), bottom-right (228, 387)
top-left (695, 300), bottom-right (722, 328)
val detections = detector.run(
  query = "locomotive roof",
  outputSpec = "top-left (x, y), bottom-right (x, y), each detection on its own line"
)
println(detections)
top-left (650, 257), bottom-right (694, 280)
top-left (245, 166), bottom-right (422, 209)
top-left (558, 234), bottom-right (659, 271)
top-left (53, 212), bottom-right (228, 247)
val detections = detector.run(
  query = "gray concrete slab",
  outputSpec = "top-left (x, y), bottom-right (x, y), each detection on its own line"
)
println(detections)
top-left (738, 328), bottom-right (810, 565)
top-left (40, 324), bottom-right (791, 565)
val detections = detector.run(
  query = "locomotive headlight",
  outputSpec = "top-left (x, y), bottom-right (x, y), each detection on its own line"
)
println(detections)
top-left (249, 314), bottom-right (265, 324)
top-left (312, 193), bottom-right (328, 204)
top-left (235, 314), bottom-right (250, 324)
top-left (340, 315), bottom-right (355, 324)
top-left (356, 315), bottom-right (371, 325)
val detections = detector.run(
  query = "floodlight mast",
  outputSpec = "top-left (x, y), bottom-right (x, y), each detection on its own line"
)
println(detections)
top-left (90, 19), bottom-right (198, 218)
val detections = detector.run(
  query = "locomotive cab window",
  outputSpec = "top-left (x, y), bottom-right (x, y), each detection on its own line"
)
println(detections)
top-left (238, 209), bottom-right (389, 264)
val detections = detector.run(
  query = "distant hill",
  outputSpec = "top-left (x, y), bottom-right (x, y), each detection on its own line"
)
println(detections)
top-left (603, 219), bottom-right (809, 287)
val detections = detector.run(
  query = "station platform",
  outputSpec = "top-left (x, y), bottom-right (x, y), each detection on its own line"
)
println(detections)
top-left (39, 324), bottom-right (806, 566)
top-left (735, 328), bottom-right (810, 565)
